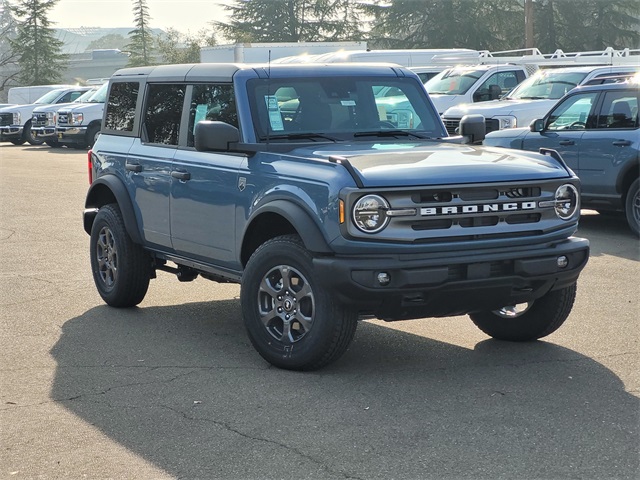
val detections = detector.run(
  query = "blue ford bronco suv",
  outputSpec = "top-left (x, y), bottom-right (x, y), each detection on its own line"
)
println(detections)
top-left (84, 63), bottom-right (589, 370)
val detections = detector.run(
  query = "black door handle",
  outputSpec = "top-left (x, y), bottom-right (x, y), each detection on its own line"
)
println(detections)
top-left (559, 140), bottom-right (575, 146)
top-left (125, 162), bottom-right (142, 172)
top-left (612, 140), bottom-right (632, 147)
top-left (171, 170), bottom-right (191, 181)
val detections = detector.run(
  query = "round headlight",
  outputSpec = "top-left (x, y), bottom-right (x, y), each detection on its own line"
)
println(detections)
top-left (352, 194), bottom-right (390, 233)
top-left (554, 184), bottom-right (579, 220)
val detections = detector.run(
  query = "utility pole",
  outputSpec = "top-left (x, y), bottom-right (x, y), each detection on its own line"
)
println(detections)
top-left (525, 0), bottom-right (534, 48)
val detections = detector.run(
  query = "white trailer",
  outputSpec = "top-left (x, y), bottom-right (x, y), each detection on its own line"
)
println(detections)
top-left (200, 42), bottom-right (367, 63)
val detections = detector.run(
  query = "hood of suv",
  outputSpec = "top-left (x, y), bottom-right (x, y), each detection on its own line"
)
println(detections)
top-left (444, 98), bottom-right (557, 120)
top-left (289, 141), bottom-right (569, 188)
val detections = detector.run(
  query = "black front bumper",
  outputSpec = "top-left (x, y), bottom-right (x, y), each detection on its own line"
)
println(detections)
top-left (313, 237), bottom-right (589, 320)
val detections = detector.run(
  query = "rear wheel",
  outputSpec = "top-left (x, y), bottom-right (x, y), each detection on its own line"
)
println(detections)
top-left (625, 179), bottom-right (639, 237)
top-left (241, 235), bottom-right (357, 370)
top-left (90, 204), bottom-right (151, 307)
top-left (469, 284), bottom-right (577, 341)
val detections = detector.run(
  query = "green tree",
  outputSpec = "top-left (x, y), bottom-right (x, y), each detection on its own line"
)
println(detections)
top-left (216, 0), bottom-right (365, 42)
top-left (127, 0), bottom-right (154, 66)
top-left (534, 0), bottom-right (639, 51)
top-left (0, 0), bottom-right (20, 93)
top-left (156, 28), bottom-right (217, 64)
top-left (8, 0), bottom-right (67, 86)
top-left (363, 0), bottom-right (524, 51)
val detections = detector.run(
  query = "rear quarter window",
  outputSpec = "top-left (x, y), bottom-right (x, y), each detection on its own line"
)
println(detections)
top-left (104, 82), bottom-right (140, 132)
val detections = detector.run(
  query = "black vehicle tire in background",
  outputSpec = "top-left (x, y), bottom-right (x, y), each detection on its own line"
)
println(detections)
top-left (624, 178), bottom-right (639, 237)
top-left (9, 139), bottom-right (26, 145)
top-left (46, 139), bottom-right (62, 148)
top-left (86, 124), bottom-right (101, 148)
top-left (241, 234), bottom-right (358, 370)
top-left (25, 121), bottom-right (44, 146)
top-left (469, 284), bottom-right (577, 341)
top-left (90, 204), bottom-right (151, 307)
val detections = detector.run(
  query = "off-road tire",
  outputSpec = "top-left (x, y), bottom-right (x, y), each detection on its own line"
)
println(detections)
top-left (90, 204), bottom-right (151, 307)
top-left (469, 284), bottom-right (577, 341)
top-left (241, 235), bottom-right (357, 370)
top-left (625, 178), bottom-right (639, 237)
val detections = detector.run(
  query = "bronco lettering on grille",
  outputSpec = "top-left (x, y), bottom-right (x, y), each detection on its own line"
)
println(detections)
top-left (420, 202), bottom-right (537, 216)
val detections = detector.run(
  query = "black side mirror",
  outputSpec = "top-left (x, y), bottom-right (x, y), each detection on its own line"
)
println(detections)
top-left (459, 114), bottom-right (486, 144)
top-left (530, 119), bottom-right (545, 133)
top-left (194, 121), bottom-right (240, 152)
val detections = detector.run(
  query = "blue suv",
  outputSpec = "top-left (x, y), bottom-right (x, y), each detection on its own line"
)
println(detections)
top-left (484, 79), bottom-right (639, 236)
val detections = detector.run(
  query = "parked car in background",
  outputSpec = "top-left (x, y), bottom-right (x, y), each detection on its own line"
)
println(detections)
top-left (409, 65), bottom-right (448, 84)
top-left (483, 79), bottom-right (639, 235)
top-left (442, 65), bottom-right (639, 136)
top-left (0, 86), bottom-right (92, 145)
top-left (55, 82), bottom-right (108, 149)
top-left (424, 64), bottom-right (535, 115)
top-left (31, 87), bottom-right (100, 147)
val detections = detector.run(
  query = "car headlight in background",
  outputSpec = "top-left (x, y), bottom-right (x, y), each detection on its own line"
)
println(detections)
top-left (69, 113), bottom-right (84, 125)
top-left (46, 112), bottom-right (55, 126)
top-left (352, 194), bottom-right (390, 233)
top-left (13, 112), bottom-right (20, 125)
top-left (494, 115), bottom-right (517, 129)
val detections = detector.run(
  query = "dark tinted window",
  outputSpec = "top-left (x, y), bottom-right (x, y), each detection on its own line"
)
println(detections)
top-left (144, 84), bottom-right (185, 145)
top-left (597, 90), bottom-right (639, 129)
top-left (187, 84), bottom-right (237, 147)
top-left (104, 82), bottom-right (139, 132)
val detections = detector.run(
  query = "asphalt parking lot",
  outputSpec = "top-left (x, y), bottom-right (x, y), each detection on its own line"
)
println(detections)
top-left (1, 144), bottom-right (638, 479)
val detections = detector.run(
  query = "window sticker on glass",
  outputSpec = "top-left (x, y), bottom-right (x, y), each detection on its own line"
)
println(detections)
top-left (341, 100), bottom-right (356, 106)
top-left (193, 104), bottom-right (208, 133)
top-left (265, 95), bottom-right (284, 131)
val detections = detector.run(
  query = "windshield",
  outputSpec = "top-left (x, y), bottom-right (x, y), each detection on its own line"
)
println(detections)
top-left (247, 76), bottom-right (445, 142)
top-left (425, 68), bottom-right (487, 95)
top-left (74, 88), bottom-right (98, 103)
top-left (86, 83), bottom-right (108, 103)
top-left (507, 70), bottom-right (588, 100)
top-left (34, 89), bottom-right (67, 104)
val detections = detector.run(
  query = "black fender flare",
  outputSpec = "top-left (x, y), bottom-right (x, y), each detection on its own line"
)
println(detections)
top-left (246, 199), bottom-right (332, 254)
top-left (84, 175), bottom-right (143, 244)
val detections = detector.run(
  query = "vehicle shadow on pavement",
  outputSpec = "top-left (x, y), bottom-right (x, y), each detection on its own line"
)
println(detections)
top-left (50, 301), bottom-right (639, 479)
top-left (577, 210), bottom-right (638, 260)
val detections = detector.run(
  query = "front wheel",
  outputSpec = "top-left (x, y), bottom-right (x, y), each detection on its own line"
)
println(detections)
top-left (469, 284), bottom-right (577, 341)
top-left (86, 124), bottom-right (100, 148)
top-left (625, 178), bottom-right (639, 237)
top-left (241, 235), bottom-right (357, 370)
top-left (25, 121), bottom-right (44, 146)
top-left (90, 204), bottom-right (151, 307)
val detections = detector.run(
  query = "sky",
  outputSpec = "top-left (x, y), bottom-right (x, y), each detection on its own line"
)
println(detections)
top-left (49, 0), bottom-right (230, 34)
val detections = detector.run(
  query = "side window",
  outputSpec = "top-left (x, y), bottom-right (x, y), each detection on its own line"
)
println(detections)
top-left (596, 91), bottom-right (638, 129)
top-left (143, 84), bottom-right (185, 145)
top-left (546, 92), bottom-right (598, 131)
top-left (104, 82), bottom-right (139, 132)
top-left (474, 71), bottom-right (519, 102)
top-left (187, 84), bottom-right (237, 147)
top-left (57, 91), bottom-right (82, 103)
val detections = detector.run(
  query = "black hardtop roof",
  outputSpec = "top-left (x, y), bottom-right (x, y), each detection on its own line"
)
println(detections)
top-left (572, 77), bottom-right (640, 93)
top-left (110, 62), bottom-right (413, 83)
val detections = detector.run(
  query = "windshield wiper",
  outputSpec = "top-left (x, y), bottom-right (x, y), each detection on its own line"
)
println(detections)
top-left (516, 96), bottom-right (547, 100)
top-left (353, 130), bottom-right (428, 139)
top-left (260, 132), bottom-right (338, 142)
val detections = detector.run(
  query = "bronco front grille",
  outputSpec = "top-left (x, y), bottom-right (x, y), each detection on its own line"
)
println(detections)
top-left (344, 180), bottom-right (569, 244)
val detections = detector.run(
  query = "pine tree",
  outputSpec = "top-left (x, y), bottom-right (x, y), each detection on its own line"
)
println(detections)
top-left (0, 0), bottom-right (20, 92)
top-left (216, 0), bottom-right (365, 43)
top-left (127, 0), bottom-right (154, 67)
top-left (8, 0), bottom-right (67, 86)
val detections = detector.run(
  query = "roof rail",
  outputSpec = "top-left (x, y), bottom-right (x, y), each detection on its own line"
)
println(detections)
top-left (429, 47), bottom-right (640, 67)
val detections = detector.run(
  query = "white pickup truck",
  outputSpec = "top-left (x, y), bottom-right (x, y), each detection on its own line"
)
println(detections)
top-left (0, 86), bottom-right (92, 145)
top-left (441, 65), bottom-right (639, 135)
top-left (425, 64), bottom-right (536, 115)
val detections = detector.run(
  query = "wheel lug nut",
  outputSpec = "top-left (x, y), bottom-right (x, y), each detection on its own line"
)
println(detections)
top-left (277, 307), bottom-right (283, 312)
